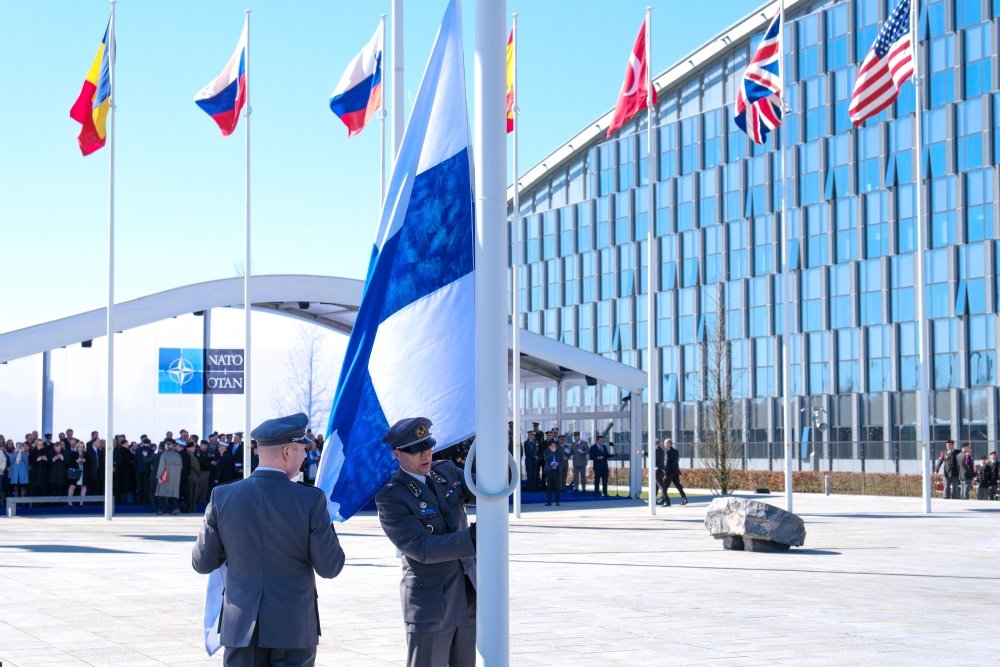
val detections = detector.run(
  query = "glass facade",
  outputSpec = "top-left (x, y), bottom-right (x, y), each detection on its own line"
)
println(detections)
top-left (510, 0), bottom-right (1000, 467)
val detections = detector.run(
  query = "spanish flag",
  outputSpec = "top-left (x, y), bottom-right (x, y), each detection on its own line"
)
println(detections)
top-left (505, 28), bottom-right (514, 133)
top-left (70, 21), bottom-right (112, 156)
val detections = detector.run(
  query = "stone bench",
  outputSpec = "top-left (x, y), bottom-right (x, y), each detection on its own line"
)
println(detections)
top-left (704, 497), bottom-right (806, 552)
top-left (6, 495), bottom-right (110, 517)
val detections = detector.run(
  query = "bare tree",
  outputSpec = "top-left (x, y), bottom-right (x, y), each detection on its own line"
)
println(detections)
top-left (699, 282), bottom-right (742, 495)
top-left (274, 325), bottom-right (333, 433)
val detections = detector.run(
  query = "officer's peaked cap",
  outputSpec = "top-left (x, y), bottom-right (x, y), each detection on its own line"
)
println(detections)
top-left (383, 417), bottom-right (436, 453)
top-left (250, 412), bottom-right (313, 448)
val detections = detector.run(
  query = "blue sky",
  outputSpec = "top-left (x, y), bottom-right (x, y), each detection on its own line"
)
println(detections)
top-left (1, 0), bottom-right (765, 333)
top-left (0, 0), bottom-right (767, 438)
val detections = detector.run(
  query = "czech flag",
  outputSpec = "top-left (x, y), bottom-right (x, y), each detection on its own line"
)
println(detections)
top-left (194, 19), bottom-right (248, 137)
top-left (69, 20), bottom-right (112, 156)
top-left (329, 21), bottom-right (383, 137)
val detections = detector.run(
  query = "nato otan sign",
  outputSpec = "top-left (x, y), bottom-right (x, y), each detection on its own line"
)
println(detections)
top-left (158, 348), bottom-right (245, 395)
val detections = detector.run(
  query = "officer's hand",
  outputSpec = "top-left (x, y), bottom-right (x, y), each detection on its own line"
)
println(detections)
top-left (469, 522), bottom-right (477, 547)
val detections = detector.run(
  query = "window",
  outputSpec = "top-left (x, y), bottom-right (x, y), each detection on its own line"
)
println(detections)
top-left (799, 141), bottom-right (822, 206)
top-left (563, 256), bottom-right (579, 306)
top-left (656, 291), bottom-right (675, 346)
top-left (867, 325), bottom-right (891, 392)
top-left (956, 0), bottom-right (983, 27)
top-left (995, 93), bottom-right (1000, 165)
top-left (559, 205), bottom-right (576, 257)
top-left (864, 190), bottom-right (889, 257)
top-left (746, 154), bottom-right (768, 215)
top-left (968, 314), bottom-right (996, 386)
top-left (855, 0), bottom-right (880, 63)
top-left (616, 298), bottom-right (634, 353)
top-left (754, 338), bottom-right (775, 397)
top-left (546, 258), bottom-right (561, 308)
top-left (578, 305), bottom-right (594, 352)
top-left (830, 263), bottom-right (853, 329)
top-left (705, 225), bottom-right (724, 284)
top-left (550, 169), bottom-right (567, 210)
top-left (618, 134), bottom-right (636, 191)
top-left (835, 198), bottom-right (858, 262)
top-left (957, 99), bottom-right (984, 171)
top-left (805, 204), bottom-right (829, 267)
top-left (808, 331), bottom-right (830, 394)
top-left (615, 191), bottom-right (632, 245)
top-left (928, 34), bottom-right (955, 107)
top-left (561, 306), bottom-right (577, 347)
top-left (832, 67), bottom-right (855, 134)
top-left (899, 322), bottom-right (918, 390)
top-left (542, 210), bottom-right (558, 260)
top-left (803, 77), bottom-right (827, 141)
top-left (596, 195), bottom-right (613, 248)
top-left (958, 242), bottom-right (987, 316)
top-left (677, 174), bottom-right (695, 232)
top-left (891, 253), bottom-right (915, 322)
top-left (753, 215), bottom-right (774, 276)
top-left (577, 202), bottom-right (594, 252)
top-left (930, 176), bottom-right (957, 247)
top-left (797, 15), bottom-right (820, 80)
top-left (966, 169), bottom-right (993, 242)
top-left (700, 170), bottom-right (719, 228)
top-left (932, 318), bottom-right (958, 389)
top-left (838, 329), bottom-right (859, 393)
top-left (567, 157), bottom-right (586, 205)
top-left (655, 180), bottom-right (674, 235)
top-left (528, 262), bottom-right (544, 311)
top-left (703, 109), bottom-right (722, 169)
top-left (636, 293), bottom-right (648, 349)
top-left (681, 230), bottom-right (700, 287)
top-left (581, 251), bottom-right (596, 303)
top-left (788, 333), bottom-right (803, 395)
top-left (634, 185), bottom-right (649, 240)
top-left (732, 339), bottom-right (750, 398)
top-left (599, 247), bottom-right (615, 301)
top-left (964, 23), bottom-right (992, 98)
top-left (659, 123), bottom-right (678, 180)
top-left (659, 235), bottom-right (677, 290)
top-left (683, 344), bottom-right (701, 401)
top-left (726, 280), bottom-right (745, 338)
top-left (680, 117), bottom-right (699, 175)
top-left (618, 245), bottom-right (635, 298)
top-left (661, 346), bottom-right (678, 401)
top-left (889, 116), bottom-right (914, 186)
top-left (859, 258), bottom-right (883, 325)
top-left (678, 287), bottom-right (696, 345)
top-left (598, 142), bottom-right (615, 195)
top-left (596, 301), bottom-right (612, 354)
top-left (923, 107), bottom-right (948, 177)
top-left (926, 248), bottom-right (950, 318)
top-left (896, 183), bottom-right (916, 253)
top-left (802, 267), bottom-right (824, 331)
top-left (728, 220), bottom-right (748, 280)
top-left (857, 124), bottom-right (881, 193)
top-left (749, 275), bottom-right (770, 337)
top-left (525, 214), bottom-right (541, 263)
top-left (826, 134), bottom-right (850, 199)
top-left (724, 162), bottom-right (744, 222)
top-left (826, 4), bottom-right (849, 69)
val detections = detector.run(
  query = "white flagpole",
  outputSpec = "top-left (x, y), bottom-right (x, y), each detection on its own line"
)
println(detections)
top-left (778, 0), bottom-right (794, 513)
top-left (474, 0), bottom-right (510, 663)
top-left (910, 0), bottom-right (932, 513)
top-left (243, 10), bottom-right (253, 474)
top-left (645, 6), bottom-right (658, 516)
top-left (379, 13), bottom-right (387, 204)
top-left (104, 0), bottom-right (117, 521)
top-left (510, 13), bottom-right (522, 520)
top-left (391, 0), bottom-right (404, 160)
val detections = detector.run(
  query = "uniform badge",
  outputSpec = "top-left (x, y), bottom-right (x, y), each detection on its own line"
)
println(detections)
top-left (416, 425), bottom-right (428, 438)
top-left (424, 524), bottom-right (434, 533)
top-left (429, 469), bottom-right (447, 485)
top-left (406, 481), bottom-right (422, 498)
top-left (419, 501), bottom-right (427, 509)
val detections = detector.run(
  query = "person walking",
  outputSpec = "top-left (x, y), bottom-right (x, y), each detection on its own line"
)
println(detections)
top-left (193, 412), bottom-right (346, 666)
top-left (374, 417), bottom-right (476, 667)
top-left (654, 440), bottom-right (669, 506)
top-left (935, 440), bottom-right (960, 499)
top-left (662, 439), bottom-right (689, 506)
top-left (958, 443), bottom-right (975, 500)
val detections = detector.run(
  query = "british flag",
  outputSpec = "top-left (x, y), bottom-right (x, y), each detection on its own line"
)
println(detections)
top-left (734, 10), bottom-right (782, 145)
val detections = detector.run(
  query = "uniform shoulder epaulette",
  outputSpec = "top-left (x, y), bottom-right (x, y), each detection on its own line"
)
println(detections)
top-left (384, 479), bottom-right (398, 489)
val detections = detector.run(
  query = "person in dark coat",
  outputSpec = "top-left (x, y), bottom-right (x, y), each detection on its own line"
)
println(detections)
top-left (28, 441), bottom-right (50, 496)
top-left (375, 417), bottom-right (477, 667)
top-left (662, 438), bottom-right (688, 506)
top-left (543, 439), bottom-right (566, 506)
top-left (192, 412), bottom-right (345, 665)
top-left (589, 435), bottom-right (611, 497)
top-left (522, 432), bottom-right (540, 491)
top-left (134, 438), bottom-right (154, 507)
top-left (215, 442), bottom-right (237, 485)
top-left (47, 441), bottom-right (69, 497)
top-left (84, 439), bottom-right (105, 495)
top-left (654, 440), bottom-right (669, 506)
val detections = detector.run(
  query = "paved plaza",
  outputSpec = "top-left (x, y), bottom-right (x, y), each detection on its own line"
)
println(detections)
top-left (1, 491), bottom-right (997, 666)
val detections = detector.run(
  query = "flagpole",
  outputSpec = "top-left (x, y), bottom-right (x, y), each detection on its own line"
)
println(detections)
top-left (910, 0), bottom-right (932, 513)
top-left (510, 13), bottom-right (522, 520)
top-left (778, 0), bottom-right (794, 513)
top-left (243, 9), bottom-right (253, 474)
top-left (474, 0), bottom-right (510, 663)
top-left (104, 0), bottom-right (117, 522)
top-left (391, 0), bottom-right (404, 160)
top-left (379, 13), bottom-right (387, 204)
top-left (644, 6), bottom-right (658, 516)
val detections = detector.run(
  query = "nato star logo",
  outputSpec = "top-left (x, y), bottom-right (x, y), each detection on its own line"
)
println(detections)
top-left (158, 348), bottom-right (204, 394)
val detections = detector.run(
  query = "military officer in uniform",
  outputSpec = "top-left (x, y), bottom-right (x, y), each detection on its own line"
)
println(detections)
top-left (192, 413), bottom-right (346, 666)
top-left (375, 417), bottom-right (477, 667)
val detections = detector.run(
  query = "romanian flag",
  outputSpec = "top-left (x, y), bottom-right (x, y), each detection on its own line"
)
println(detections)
top-left (69, 20), bottom-right (112, 156)
top-left (329, 21), bottom-right (384, 137)
top-left (194, 19), bottom-right (248, 137)
top-left (505, 28), bottom-right (514, 133)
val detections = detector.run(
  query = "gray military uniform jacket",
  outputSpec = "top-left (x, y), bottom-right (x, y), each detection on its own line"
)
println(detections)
top-left (572, 440), bottom-right (590, 467)
top-left (191, 469), bottom-right (346, 649)
top-left (375, 460), bottom-right (476, 634)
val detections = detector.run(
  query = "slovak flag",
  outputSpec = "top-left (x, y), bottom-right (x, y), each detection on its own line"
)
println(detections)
top-left (330, 21), bottom-right (384, 137)
top-left (607, 18), bottom-right (656, 138)
top-left (315, 0), bottom-right (475, 521)
top-left (734, 10), bottom-right (782, 145)
top-left (194, 18), bottom-right (248, 137)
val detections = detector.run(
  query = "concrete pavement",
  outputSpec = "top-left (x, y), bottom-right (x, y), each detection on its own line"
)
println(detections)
top-left (1, 491), bottom-right (997, 666)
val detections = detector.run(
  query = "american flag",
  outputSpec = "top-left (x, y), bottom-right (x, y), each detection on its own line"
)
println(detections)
top-left (734, 10), bottom-right (782, 145)
top-left (849, 0), bottom-right (914, 126)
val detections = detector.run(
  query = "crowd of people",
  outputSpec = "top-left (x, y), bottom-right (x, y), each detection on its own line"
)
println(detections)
top-left (935, 439), bottom-right (999, 500)
top-left (0, 427), bottom-right (327, 512)
top-left (515, 422), bottom-right (615, 506)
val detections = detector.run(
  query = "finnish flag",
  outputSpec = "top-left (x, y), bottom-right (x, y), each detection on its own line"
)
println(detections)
top-left (316, 0), bottom-right (475, 522)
